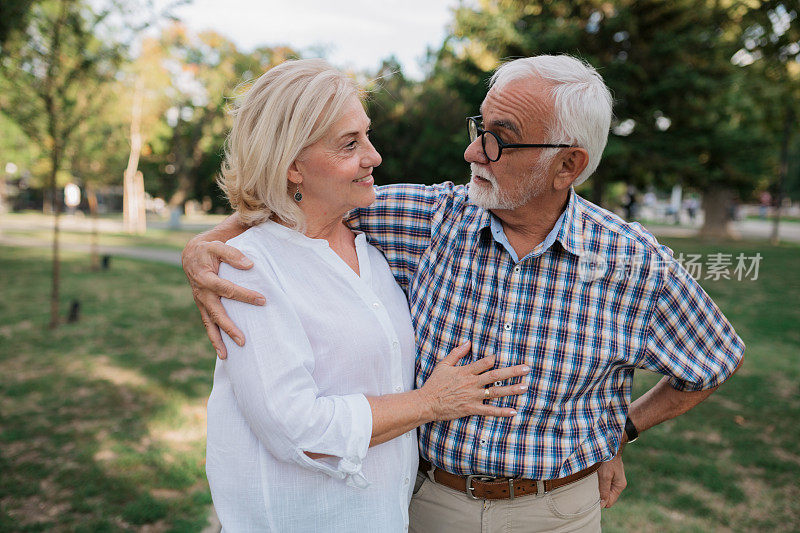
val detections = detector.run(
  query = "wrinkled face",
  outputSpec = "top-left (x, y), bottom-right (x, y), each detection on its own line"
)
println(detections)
top-left (465, 79), bottom-right (556, 210)
top-left (293, 95), bottom-right (382, 218)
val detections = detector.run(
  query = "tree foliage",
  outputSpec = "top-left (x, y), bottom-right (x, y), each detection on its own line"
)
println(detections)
top-left (0, 0), bottom-right (37, 47)
top-left (134, 24), bottom-right (299, 215)
top-left (365, 57), bottom-right (471, 185)
top-left (438, 0), bottom-right (788, 200)
top-left (2, 0), bottom-right (798, 243)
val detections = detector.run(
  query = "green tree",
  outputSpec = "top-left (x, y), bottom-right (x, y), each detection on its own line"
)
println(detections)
top-left (0, 0), bottom-right (36, 47)
top-left (365, 57), bottom-right (471, 186)
top-left (68, 77), bottom-right (131, 265)
top-left (136, 24), bottom-right (299, 227)
top-left (0, 114), bottom-right (42, 205)
top-left (436, 0), bottom-right (780, 238)
top-left (736, 2), bottom-right (800, 242)
top-left (0, 0), bottom-right (132, 327)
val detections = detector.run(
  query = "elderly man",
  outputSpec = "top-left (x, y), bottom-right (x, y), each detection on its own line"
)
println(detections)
top-left (183, 55), bottom-right (744, 532)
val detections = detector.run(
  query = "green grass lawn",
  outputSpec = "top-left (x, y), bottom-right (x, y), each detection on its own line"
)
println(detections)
top-left (0, 237), bottom-right (798, 531)
top-left (602, 237), bottom-right (800, 532)
top-left (0, 247), bottom-right (215, 531)
top-left (745, 214), bottom-right (800, 223)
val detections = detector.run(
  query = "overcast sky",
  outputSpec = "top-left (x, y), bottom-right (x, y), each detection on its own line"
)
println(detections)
top-left (167, 0), bottom-right (462, 80)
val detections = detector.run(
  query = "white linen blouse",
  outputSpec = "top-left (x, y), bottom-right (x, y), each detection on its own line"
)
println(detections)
top-left (206, 220), bottom-right (418, 532)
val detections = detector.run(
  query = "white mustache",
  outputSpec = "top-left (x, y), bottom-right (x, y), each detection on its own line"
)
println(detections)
top-left (470, 163), bottom-right (497, 186)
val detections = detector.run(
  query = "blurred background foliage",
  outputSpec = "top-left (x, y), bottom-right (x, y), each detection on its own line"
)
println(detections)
top-left (0, 0), bottom-right (798, 222)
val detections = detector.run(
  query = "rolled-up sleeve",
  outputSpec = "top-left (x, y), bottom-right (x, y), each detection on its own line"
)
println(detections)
top-left (641, 256), bottom-right (745, 391)
top-left (218, 249), bottom-right (373, 487)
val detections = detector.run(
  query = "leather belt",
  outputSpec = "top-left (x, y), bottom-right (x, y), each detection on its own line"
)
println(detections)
top-left (419, 458), bottom-right (601, 500)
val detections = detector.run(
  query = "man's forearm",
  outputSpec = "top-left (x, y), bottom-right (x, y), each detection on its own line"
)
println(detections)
top-left (598, 362), bottom-right (742, 509)
top-left (629, 359), bottom-right (742, 433)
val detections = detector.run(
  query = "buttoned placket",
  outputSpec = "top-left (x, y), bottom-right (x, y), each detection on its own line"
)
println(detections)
top-left (474, 250), bottom-right (523, 468)
top-left (495, 261), bottom-right (526, 389)
top-left (317, 234), bottom-right (415, 523)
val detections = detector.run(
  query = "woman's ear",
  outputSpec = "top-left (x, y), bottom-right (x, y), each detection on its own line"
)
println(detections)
top-left (287, 160), bottom-right (303, 185)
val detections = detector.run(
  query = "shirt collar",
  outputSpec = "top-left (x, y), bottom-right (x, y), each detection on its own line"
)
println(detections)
top-left (555, 187), bottom-right (585, 257)
top-left (472, 186), bottom-right (585, 258)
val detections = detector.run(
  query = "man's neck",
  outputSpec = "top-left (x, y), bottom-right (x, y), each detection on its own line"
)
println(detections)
top-left (491, 189), bottom-right (570, 260)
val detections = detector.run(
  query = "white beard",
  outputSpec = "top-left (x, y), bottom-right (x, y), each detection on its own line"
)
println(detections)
top-left (467, 163), bottom-right (547, 210)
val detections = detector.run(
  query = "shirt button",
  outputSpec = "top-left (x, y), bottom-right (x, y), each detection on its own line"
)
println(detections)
top-left (503, 323), bottom-right (512, 331)
top-left (395, 385), bottom-right (402, 392)
top-left (392, 340), bottom-right (400, 347)
top-left (372, 302), bottom-right (380, 309)
top-left (494, 380), bottom-right (503, 387)
top-left (513, 265), bottom-right (521, 273)
top-left (480, 439), bottom-right (487, 445)
top-left (404, 477), bottom-right (410, 485)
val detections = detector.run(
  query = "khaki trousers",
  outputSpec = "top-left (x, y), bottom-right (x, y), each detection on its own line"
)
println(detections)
top-left (409, 469), bottom-right (601, 533)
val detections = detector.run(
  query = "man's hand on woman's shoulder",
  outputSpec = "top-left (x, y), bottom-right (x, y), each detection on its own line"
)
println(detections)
top-left (182, 235), bottom-right (265, 359)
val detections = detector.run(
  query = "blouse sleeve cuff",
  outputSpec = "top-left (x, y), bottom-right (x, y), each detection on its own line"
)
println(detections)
top-left (296, 393), bottom-right (373, 487)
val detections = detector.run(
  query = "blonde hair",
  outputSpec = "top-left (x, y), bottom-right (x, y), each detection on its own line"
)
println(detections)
top-left (218, 59), bottom-right (361, 229)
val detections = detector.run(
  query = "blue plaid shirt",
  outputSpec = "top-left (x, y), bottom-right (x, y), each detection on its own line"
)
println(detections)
top-left (348, 182), bottom-right (744, 480)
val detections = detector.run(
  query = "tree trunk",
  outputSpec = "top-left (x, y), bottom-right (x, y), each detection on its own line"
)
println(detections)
top-left (123, 78), bottom-right (146, 234)
top-left (771, 108), bottom-right (793, 245)
top-left (87, 184), bottom-right (100, 271)
top-left (46, 0), bottom-right (69, 329)
top-left (49, 147), bottom-right (61, 329)
top-left (699, 185), bottom-right (740, 240)
top-left (134, 170), bottom-right (146, 233)
top-left (0, 174), bottom-right (7, 219)
top-left (165, 107), bottom-right (215, 229)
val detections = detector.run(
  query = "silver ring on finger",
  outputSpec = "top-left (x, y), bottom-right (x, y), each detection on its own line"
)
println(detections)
top-left (484, 387), bottom-right (491, 401)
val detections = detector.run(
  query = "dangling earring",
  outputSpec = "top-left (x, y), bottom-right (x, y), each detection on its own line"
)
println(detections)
top-left (293, 184), bottom-right (302, 202)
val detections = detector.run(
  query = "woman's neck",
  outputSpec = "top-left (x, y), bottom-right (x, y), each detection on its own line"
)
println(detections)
top-left (304, 212), bottom-right (360, 275)
top-left (273, 210), bottom-right (355, 253)
top-left (304, 213), bottom-right (351, 245)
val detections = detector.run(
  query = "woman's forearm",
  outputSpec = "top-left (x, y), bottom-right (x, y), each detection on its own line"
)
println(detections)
top-left (367, 390), bottom-right (433, 446)
top-left (364, 344), bottom-right (529, 447)
top-left (304, 391), bottom-right (430, 459)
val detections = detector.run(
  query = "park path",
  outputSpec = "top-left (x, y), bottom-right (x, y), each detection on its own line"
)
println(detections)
top-left (643, 218), bottom-right (800, 242)
top-left (5, 211), bottom-right (800, 241)
top-left (0, 234), bottom-right (182, 265)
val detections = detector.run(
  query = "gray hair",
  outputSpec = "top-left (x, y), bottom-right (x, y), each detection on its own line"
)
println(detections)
top-left (490, 55), bottom-right (612, 186)
top-left (218, 59), bottom-right (362, 230)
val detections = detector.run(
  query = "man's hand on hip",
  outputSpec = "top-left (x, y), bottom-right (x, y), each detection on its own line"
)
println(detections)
top-left (597, 446), bottom-right (627, 508)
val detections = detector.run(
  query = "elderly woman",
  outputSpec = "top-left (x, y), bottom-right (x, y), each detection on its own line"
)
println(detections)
top-left (205, 59), bottom-right (529, 532)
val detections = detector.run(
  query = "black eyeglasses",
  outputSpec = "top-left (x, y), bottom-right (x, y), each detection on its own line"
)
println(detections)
top-left (467, 115), bottom-right (574, 162)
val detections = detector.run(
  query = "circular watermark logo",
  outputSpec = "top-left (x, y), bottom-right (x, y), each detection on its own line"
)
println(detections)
top-left (578, 251), bottom-right (608, 282)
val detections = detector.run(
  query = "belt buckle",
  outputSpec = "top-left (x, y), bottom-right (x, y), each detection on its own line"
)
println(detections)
top-left (464, 475), bottom-right (493, 500)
